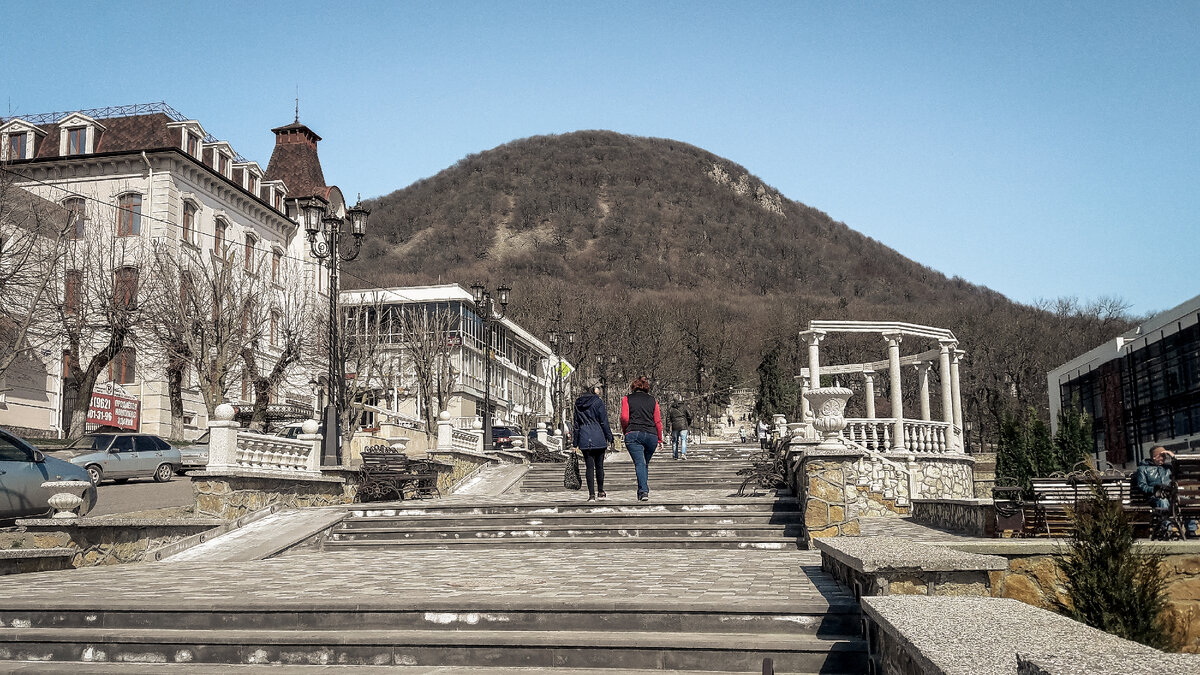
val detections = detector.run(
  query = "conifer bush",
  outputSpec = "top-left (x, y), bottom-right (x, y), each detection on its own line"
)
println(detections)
top-left (1056, 486), bottom-right (1179, 651)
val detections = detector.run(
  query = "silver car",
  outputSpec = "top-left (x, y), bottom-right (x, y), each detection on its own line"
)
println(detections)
top-left (176, 431), bottom-right (209, 473)
top-left (0, 427), bottom-right (97, 520)
top-left (54, 433), bottom-right (181, 485)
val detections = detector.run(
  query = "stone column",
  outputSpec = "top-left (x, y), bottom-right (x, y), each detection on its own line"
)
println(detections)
top-left (863, 371), bottom-right (876, 419)
top-left (536, 422), bottom-right (548, 446)
top-left (298, 419), bottom-right (323, 473)
top-left (800, 376), bottom-right (812, 421)
top-left (436, 410), bottom-right (454, 451)
top-left (206, 402), bottom-right (240, 472)
top-left (951, 349), bottom-right (965, 450)
top-left (916, 362), bottom-right (931, 421)
top-left (803, 330), bottom-right (826, 389)
top-left (938, 339), bottom-right (956, 425)
top-left (884, 332), bottom-right (904, 451)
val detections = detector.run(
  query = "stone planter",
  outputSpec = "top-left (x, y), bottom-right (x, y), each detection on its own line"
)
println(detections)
top-left (40, 480), bottom-right (92, 519)
top-left (804, 386), bottom-right (854, 450)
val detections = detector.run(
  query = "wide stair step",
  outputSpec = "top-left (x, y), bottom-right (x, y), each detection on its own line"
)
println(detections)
top-left (0, 604), bottom-right (865, 672)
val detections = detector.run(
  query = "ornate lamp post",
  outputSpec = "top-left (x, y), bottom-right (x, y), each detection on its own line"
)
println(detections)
top-left (301, 196), bottom-right (369, 466)
top-left (547, 328), bottom-right (575, 434)
top-left (469, 283), bottom-right (511, 452)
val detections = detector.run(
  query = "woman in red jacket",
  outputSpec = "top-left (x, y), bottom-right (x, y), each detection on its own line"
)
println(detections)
top-left (620, 376), bottom-right (663, 501)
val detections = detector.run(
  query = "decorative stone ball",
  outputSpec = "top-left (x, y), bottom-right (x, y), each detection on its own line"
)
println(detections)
top-left (301, 419), bottom-right (320, 435)
top-left (214, 403), bottom-right (236, 421)
top-left (472, 419), bottom-right (483, 430)
top-left (438, 410), bottom-right (451, 421)
top-left (511, 439), bottom-right (524, 448)
top-left (537, 422), bottom-right (546, 430)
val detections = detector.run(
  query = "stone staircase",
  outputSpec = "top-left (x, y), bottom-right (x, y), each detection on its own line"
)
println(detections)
top-left (0, 441), bottom-right (868, 673)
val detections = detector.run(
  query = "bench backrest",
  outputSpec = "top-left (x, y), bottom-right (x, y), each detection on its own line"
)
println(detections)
top-left (1031, 477), bottom-right (1130, 505)
top-left (1174, 455), bottom-right (1200, 514)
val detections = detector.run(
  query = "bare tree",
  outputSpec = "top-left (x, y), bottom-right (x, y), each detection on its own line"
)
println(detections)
top-left (241, 258), bottom-right (317, 431)
top-left (335, 293), bottom-right (390, 443)
top-left (398, 304), bottom-right (459, 436)
top-left (0, 171), bottom-right (74, 381)
top-left (54, 198), bottom-right (147, 437)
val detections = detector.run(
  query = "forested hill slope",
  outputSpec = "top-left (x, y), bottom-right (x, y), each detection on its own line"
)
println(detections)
top-left (353, 130), bottom-right (994, 305)
top-left (347, 130), bottom-right (1132, 441)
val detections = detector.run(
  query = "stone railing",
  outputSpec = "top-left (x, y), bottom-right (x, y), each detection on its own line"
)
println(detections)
top-left (845, 418), bottom-right (953, 453)
top-left (450, 416), bottom-right (479, 430)
top-left (451, 427), bottom-right (483, 454)
top-left (435, 411), bottom-right (485, 454)
top-left (207, 403), bottom-right (321, 477)
top-left (234, 431), bottom-right (319, 474)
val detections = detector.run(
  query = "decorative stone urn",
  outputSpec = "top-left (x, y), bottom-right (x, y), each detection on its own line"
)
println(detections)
top-left (803, 386), bottom-right (854, 450)
top-left (41, 480), bottom-right (92, 519)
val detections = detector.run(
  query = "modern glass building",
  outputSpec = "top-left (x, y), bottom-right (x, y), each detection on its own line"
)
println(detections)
top-left (1049, 294), bottom-right (1200, 468)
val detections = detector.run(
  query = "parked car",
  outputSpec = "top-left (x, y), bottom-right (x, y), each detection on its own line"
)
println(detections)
top-left (52, 433), bottom-right (181, 485)
top-left (176, 431), bottom-right (209, 473)
top-left (491, 426), bottom-right (525, 451)
top-left (0, 427), bottom-right (97, 520)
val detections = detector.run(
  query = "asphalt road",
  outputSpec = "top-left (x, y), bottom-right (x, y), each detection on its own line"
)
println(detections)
top-left (87, 474), bottom-right (194, 517)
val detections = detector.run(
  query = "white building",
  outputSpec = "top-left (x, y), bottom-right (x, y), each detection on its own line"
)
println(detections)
top-left (339, 284), bottom-right (565, 433)
top-left (0, 103), bottom-right (345, 438)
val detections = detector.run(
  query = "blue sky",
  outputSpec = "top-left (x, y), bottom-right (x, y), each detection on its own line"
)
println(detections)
top-left (3, 1), bottom-right (1196, 316)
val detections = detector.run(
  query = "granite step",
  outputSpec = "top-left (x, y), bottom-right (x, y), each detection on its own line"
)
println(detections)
top-left (0, 603), bottom-right (857, 636)
top-left (335, 510), bottom-right (803, 529)
top-left (328, 524), bottom-right (805, 542)
top-left (348, 499), bottom-right (797, 518)
top-left (0, 627), bottom-right (866, 672)
top-left (321, 536), bottom-right (803, 550)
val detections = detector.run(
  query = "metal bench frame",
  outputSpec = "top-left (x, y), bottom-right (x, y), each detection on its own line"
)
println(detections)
top-left (356, 445), bottom-right (441, 502)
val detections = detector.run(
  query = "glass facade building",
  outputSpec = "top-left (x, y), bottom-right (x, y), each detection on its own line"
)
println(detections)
top-left (1049, 294), bottom-right (1200, 467)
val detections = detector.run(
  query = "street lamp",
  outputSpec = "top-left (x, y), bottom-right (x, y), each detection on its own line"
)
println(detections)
top-left (302, 195), bottom-right (369, 466)
top-left (469, 282), bottom-right (511, 451)
top-left (547, 328), bottom-right (575, 434)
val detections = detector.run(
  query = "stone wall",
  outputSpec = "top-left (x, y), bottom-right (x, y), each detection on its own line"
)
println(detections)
top-left (14, 519), bottom-right (222, 567)
top-left (910, 456), bottom-right (975, 500)
top-left (797, 450), bottom-right (864, 538)
top-left (910, 498), bottom-right (995, 537)
top-left (427, 450), bottom-right (495, 494)
top-left (0, 549), bottom-right (75, 575)
top-left (192, 472), bottom-right (351, 520)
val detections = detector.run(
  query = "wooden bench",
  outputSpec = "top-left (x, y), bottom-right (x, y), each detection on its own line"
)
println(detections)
top-left (1024, 475), bottom-right (1151, 537)
top-left (356, 446), bottom-right (440, 502)
top-left (1164, 454), bottom-right (1200, 539)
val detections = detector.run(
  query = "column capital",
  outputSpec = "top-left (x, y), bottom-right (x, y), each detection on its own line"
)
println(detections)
top-left (913, 361), bottom-right (932, 373)
top-left (938, 338), bottom-right (958, 352)
top-left (801, 329), bottom-right (827, 346)
top-left (882, 331), bottom-right (903, 346)
top-left (953, 349), bottom-right (966, 361)
top-left (861, 370), bottom-right (875, 382)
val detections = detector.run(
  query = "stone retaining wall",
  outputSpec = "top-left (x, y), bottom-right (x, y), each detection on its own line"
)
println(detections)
top-left (910, 498), bottom-right (995, 537)
top-left (14, 519), bottom-right (222, 567)
top-left (428, 450), bottom-right (496, 495)
top-left (192, 471), bottom-right (351, 520)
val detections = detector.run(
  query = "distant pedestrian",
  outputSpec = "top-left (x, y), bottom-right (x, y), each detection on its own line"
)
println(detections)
top-left (739, 426), bottom-right (747, 444)
top-left (620, 376), bottom-right (663, 501)
top-left (756, 419), bottom-right (769, 450)
top-left (668, 395), bottom-right (692, 460)
top-left (573, 379), bottom-right (614, 502)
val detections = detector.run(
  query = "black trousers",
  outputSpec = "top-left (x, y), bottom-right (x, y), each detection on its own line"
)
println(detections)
top-left (582, 448), bottom-right (606, 495)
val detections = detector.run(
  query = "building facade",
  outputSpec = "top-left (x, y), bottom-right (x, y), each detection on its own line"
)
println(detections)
top-left (1049, 293), bottom-right (1200, 468)
top-left (339, 285), bottom-right (561, 433)
top-left (0, 103), bottom-right (342, 438)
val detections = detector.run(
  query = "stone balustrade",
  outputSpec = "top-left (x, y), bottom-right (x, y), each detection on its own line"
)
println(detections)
top-left (451, 427), bottom-right (483, 453)
top-left (234, 431), bottom-right (318, 474)
top-left (844, 418), bottom-right (953, 453)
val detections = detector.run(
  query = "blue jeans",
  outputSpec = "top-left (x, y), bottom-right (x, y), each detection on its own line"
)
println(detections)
top-left (625, 431), bottom-right (658, 497)
top-left (672, 429), bottom-right (688, 458)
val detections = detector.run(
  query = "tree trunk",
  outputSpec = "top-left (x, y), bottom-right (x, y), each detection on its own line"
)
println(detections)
top-left (167, 364), bottom-right (185, 440)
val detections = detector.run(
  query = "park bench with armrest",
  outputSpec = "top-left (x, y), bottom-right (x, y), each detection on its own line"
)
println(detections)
top-left (356, 445), bottom-right (441, 502)
top-left (1022, 474), bottom-right (1149, 537)
top-left (1163, 453), bottom-right (1200, 539)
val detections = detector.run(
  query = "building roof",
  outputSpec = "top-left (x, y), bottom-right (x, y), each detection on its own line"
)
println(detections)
top-left (24, 113), bottom-right (176, 159)
top-left (264, 121), bottom-right (327, 199)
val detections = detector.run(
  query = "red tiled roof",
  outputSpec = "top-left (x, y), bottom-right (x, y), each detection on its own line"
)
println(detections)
top-left (32, 113), bottom-right (177, 158)
top-left (264, 121), bottom-right (327, 199)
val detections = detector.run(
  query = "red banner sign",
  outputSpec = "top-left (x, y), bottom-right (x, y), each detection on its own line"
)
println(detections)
top-left (86, 392), bottom-right (141, 431)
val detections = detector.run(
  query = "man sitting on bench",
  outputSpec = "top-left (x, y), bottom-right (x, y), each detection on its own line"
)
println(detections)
top-left (1135, 446), bottom-right (1198, 537)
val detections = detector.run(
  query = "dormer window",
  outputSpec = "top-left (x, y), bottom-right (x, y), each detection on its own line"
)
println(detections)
top-left (247, 173), bottom-right (257, 195)
top-left (187, 133), bottom-right (200, 156)
top-left (116, 193), bottom-right (141, 236)
top-left (67, 128), bottom-right (87, 155)
top-left (7, 133), bottom-right (26, 160)
top-left (218, 154), bottom-right (230, 177)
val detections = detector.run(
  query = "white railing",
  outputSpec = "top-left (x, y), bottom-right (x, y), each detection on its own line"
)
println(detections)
top-left (234, 431), bottom-right (319, 475)
top-left (451, 427), bottom-right (483, 454)
top-left (451, 416), bottom-right (480, 430)
top-left (844, 418), bottom-right (952, 453)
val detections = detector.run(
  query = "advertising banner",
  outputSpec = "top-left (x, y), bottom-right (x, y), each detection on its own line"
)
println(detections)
top-left (86, 392), bottom-right (140, 431)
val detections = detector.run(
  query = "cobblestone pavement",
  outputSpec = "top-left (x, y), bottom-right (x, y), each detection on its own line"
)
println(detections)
top-left (857, 516), bottom-right (986, 542)
top-left (0, 547), bottom-right (838, 610)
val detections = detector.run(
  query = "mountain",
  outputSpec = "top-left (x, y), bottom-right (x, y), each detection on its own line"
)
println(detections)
top-left (347, 130), bottom-right (1133, 440)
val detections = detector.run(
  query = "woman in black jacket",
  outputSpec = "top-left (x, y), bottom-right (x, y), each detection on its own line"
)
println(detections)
top-left (572, 380), bottom-right (614, 501)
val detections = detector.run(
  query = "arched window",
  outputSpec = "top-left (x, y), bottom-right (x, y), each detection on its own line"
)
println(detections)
top-left (116, 193), bottom-right (141, 236)
top-left (244, 233), bottom-right (256, 271)
top-left (182, 201), bottom-right (198, 245)
top-left (214, 218), bottom-right (228, 257)
top-left (271, 249), bottom-right (282, 283)
top-left (62, 197), bottom-right (87, 240)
